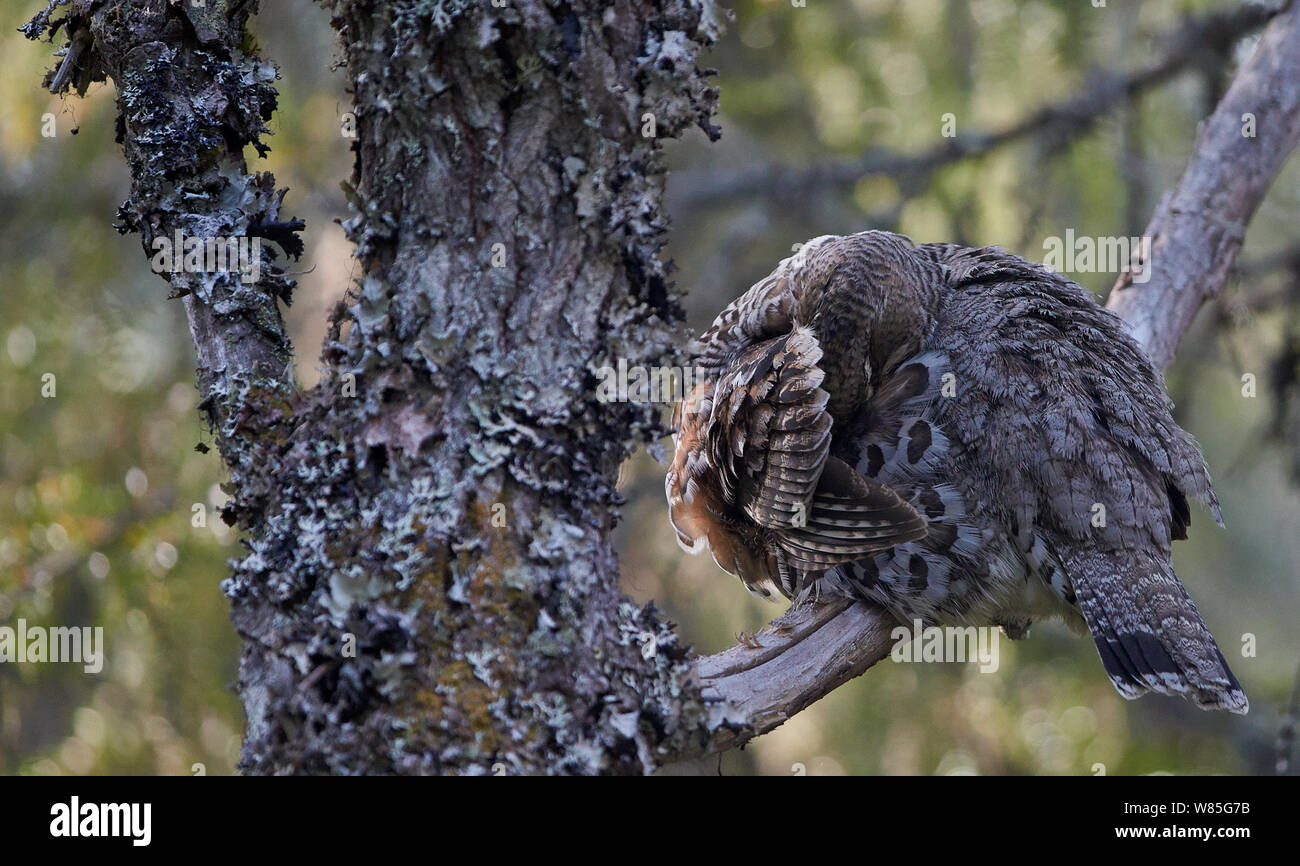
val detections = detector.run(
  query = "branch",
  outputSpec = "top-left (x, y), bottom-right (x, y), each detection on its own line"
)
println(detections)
top-left (1107, 0), bottom-right (1300, 370)
top-left (671, 1), bottom-right (1284, 217)
top-left (24, 1), bottom-right (303, 528)
top-left (667, 0), bottom-right (1300, 763)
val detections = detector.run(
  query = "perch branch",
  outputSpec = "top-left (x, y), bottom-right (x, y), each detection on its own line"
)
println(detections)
top-left (671, 0), bottom-right (1300, 762)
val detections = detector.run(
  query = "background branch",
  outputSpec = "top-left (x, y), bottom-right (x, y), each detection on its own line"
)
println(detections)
top-left (672, 1), bottom-right (1285, 219)
top-left (666, 0), bottom-right (1300, 763)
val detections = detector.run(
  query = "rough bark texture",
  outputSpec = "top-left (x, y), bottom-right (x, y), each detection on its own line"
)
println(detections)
top-left (28, 0), bottom-right (726, 774)
top-left (280, 0), bottom-right (725, 774)
top-left (23, 0), bottom-right (302, 533)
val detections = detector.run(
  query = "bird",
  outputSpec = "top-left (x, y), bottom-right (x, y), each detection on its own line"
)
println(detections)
top-left (665, 230), bottom-right (1247, 713)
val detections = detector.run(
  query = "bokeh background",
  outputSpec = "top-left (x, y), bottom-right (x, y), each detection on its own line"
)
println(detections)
top-left (2, 0), bottom-right (1297, 775)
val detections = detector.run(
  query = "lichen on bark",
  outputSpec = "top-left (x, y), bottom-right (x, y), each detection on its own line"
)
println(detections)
top-left (29, 0), bottom-right (727, 773)
top-left (24, 0), bottom-right (304, 523)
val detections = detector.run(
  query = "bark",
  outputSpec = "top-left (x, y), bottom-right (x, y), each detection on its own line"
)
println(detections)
top-left (28, 0), bottom-right (724, 774)
top-left (23, 0), bottom-right (301, 531)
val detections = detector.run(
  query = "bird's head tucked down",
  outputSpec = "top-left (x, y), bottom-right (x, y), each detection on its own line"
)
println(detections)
top-left (692, 234), bottom-right (944, 420)
top-left (666, 237), bottom-right (934, 602)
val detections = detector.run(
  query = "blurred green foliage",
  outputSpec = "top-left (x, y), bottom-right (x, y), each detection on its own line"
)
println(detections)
top-left (1, 0), bottom-right (1297, 775)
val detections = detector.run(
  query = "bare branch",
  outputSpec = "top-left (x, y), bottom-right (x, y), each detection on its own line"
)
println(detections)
top-left (672, 1), bottom-right (1285, 217)
top-left (1107, 0), bottom-right (1300, 369)
top-left (692, 599), bottom-right (897, 754)
top-left (668, 0), bottom-right (1300, 763)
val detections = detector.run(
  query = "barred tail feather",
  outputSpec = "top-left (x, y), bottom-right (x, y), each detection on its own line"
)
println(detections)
top-left (1061, 547), bottom-right (1247, 713)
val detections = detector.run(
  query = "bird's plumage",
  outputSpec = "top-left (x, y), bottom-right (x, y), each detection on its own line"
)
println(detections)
top-left (666, 230), bottom-right (1246, 713)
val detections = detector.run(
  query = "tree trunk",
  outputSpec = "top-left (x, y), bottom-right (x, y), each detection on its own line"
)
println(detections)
top-left (266, 0), bottom-right (726, 775)
top-left (28, 0), bottom-right (724, 774)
